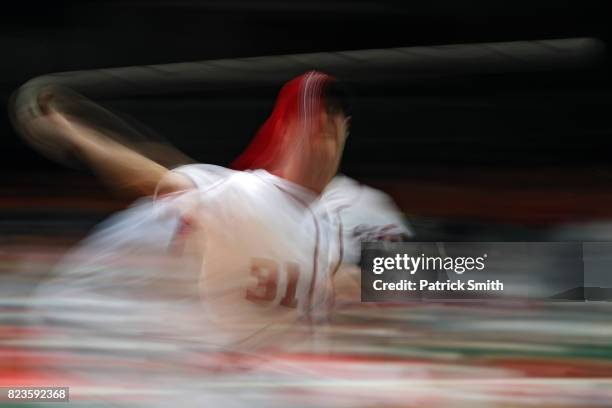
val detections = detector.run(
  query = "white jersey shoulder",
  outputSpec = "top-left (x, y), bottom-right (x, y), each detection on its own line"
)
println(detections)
top-left (171, 163), bottom-right (237, 190)
top-left (322, 175), bottom-right (412, 265)
top-left (47, 166), bottom-right (337, 349)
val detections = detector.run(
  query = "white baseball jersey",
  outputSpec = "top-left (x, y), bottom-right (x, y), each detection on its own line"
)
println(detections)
top-left (165, 164), bottom-right (410, 342)
top-left (35, 164), bottom-right (410, 350)
top-left (165, 165), bottom-right (338, 345)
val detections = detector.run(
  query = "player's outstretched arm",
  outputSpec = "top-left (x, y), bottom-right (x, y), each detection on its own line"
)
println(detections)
top-left (14, 89), bottom-right (194, 199)
top-left (28, 109), bottom-right (172, 198)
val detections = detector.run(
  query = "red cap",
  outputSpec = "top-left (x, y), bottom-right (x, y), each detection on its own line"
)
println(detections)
top-left (231, 71), bottom-right (335, 171)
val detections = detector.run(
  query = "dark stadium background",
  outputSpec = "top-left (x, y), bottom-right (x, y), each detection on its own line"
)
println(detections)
top-left (2, 1), bottom-right (612, 235)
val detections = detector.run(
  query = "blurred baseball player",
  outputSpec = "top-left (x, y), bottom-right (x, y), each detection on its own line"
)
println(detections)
top-left (16, 71), bottom-right (410, 348)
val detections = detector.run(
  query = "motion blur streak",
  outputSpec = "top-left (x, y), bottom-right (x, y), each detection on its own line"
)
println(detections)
top-left (13, 38), bottom-right (602, 101)
top-left (2, 246), bottom-right (612, 406)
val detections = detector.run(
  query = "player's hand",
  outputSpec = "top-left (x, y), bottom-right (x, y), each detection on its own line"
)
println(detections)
top-left (15, 88), bottom-right (90, 167)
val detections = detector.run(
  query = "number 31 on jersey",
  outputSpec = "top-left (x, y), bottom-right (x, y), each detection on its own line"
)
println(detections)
top-left (246, 257), bottom-right (301, 308)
